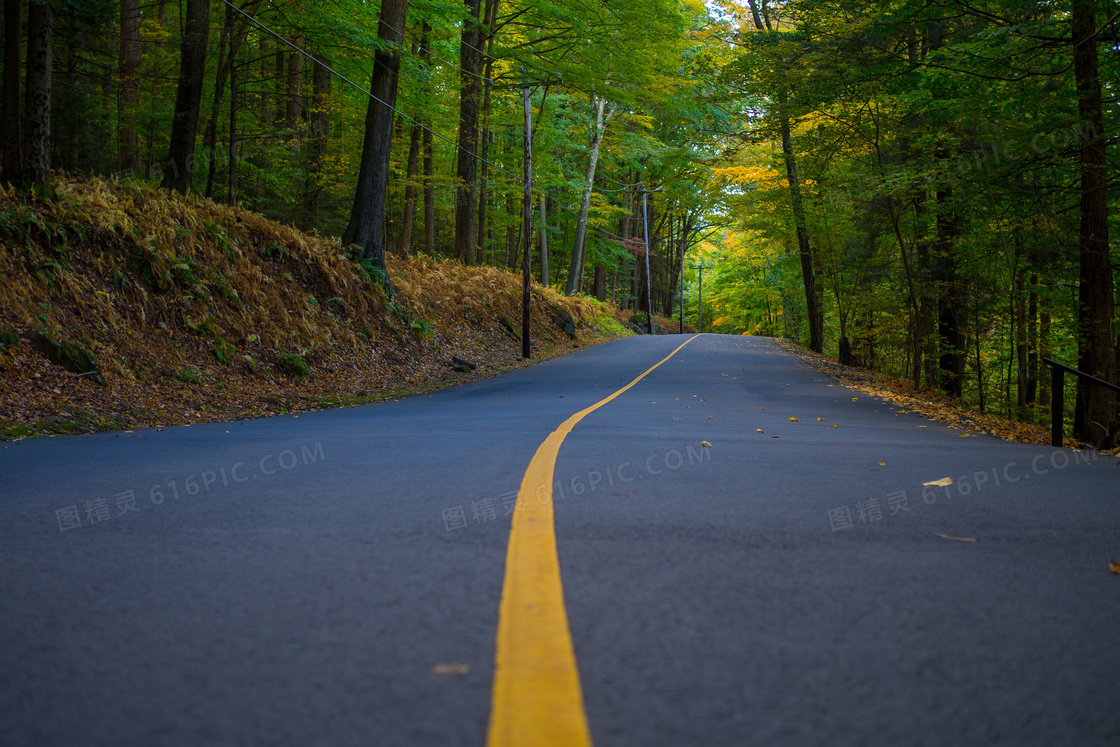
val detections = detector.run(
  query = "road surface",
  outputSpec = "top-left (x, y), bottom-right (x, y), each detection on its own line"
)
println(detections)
top-left (2, 334), bottom-right (1117, 746)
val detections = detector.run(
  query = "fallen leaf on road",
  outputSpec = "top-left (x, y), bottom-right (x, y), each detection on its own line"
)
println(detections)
top-left (929, 532), bottom-right (976, 542)
top-left (958, 434), bottom-right (972, 438)
top-left (789, 417), bottom-right (799, 422)
top-left (852, 397), bottom-right (859, 401)
top-left (832, 424), bottom-right (839, 428)
top-left (878, 462), bottom-right (885, 466)
top-left (700, 441), bottom-right (711, 448)
top-left (756, 429), bottom-right (764, 433)
top-left (817, 417), bottom-right (827, 421)
top-left (708, 416), bottom-right (714, 419)
top-left (672, 417), bottom-right (682, 420)
top-left (760, 407), bottom-right (766, 410)
top-left (432, 664), bottom-right (470, 678)
top-left (701, 398), bottom-right (706, 401)
top-left (923, 477), bottom-right (953, 487)
top-left (1109, 559), bottom-right (1120, 575)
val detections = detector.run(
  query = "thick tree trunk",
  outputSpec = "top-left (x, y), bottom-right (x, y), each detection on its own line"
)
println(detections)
top-left (454, 0), bottom-right (483, 265)
top-left (593, 266), bottom-right (606, 301)
top-left (1071, 0), bottom-right (1116, 445)
top-left (341, 0), bottom-right (408, 291)
top-left (23, 0), bottom-right (50, 187)
top-left (161, 0), bottom-right (209, 193)
top-left (3, 0), bottom-right (22, 181)
top-left (118, 0), bottom-right (141, 174)
top-left (935, 185), bottom-right (965, 396)
top-left (565, 94), bottom-right (612, 295)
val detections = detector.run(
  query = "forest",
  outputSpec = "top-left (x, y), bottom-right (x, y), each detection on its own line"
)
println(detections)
top-left (1, 0), bottom-right (1117, 445)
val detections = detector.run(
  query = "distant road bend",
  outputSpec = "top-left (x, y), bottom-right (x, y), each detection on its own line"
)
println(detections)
top-left (2, 335), bottom-right (1118, 746)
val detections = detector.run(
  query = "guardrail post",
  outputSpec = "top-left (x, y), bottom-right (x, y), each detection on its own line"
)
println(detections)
top-left (1051, 365), bottom-right (1064, 448)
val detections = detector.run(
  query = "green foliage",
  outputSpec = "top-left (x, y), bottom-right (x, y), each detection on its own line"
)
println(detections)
top-left (0, 328), bottom-right (18, 352)
top-left (280, 352), bottom-right (311, 377)
top-left (212, 337), bottom-right (235, 366)
top-left (174, 365), bottom-right (203, 384)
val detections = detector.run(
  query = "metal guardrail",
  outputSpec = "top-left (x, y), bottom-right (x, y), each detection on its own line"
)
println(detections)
top-left (1041, 357), bottom-right (1120, 447)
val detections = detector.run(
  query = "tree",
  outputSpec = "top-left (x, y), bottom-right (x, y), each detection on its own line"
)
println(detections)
top-left (745, 0), bottom-right (823, 352)
top-left (454, 0), bottom-right (484, 265)
top-left (564, 93), bottom-right (616, 295)
top-left (1071, 0), bottom-right (1115, 445)
top-left (24, 0), bottom-right (51, 187)
top-left (161, 0), bottom-right (209, 193)
top-left (341, 0), bottom-right (409, 290)
top-left (3, 0), bottom-right (22, 181)
top-left (118, 0), bottom-right (141, 174)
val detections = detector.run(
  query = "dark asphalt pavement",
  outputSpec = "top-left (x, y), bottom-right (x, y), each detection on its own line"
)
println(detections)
top-left (2, 334), bottom-right (1117, 746)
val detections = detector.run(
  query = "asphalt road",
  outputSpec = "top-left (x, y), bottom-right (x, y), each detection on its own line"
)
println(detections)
top-left (2, 334), bottom-right (1118, 746)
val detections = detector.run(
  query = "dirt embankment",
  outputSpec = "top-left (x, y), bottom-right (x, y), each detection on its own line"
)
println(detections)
top-left (0, 177), bottom-right (642, 438)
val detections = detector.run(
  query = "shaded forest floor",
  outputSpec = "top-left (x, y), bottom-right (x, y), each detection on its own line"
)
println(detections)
top-left (0, 176), bottom-right (686, 440)
top-left (775, 339), bottom-right (1105, 451)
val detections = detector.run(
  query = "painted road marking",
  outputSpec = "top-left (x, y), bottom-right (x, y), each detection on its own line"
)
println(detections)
top-left (487, 335), bottom-right (702, 747)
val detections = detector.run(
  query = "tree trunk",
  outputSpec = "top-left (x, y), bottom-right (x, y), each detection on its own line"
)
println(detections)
top-left (3, 0), bottom-right (22, 181)
top-left (420, 23), bottom-right (435, 256)
top-left (227, 8), bottom-right (239, 207)
top-left (161, 0), bottom-right (209, 194)
top-left (935, 185), bottom-right (964, 395)
top-left (747, 0), bottom-right (822, 352)
top-left (593, 266), bottom-right (606, 302)
top-left (1027, 271), bottom-right (1038, 406)
top-left (539, 191), bottom-right (549, 285)
top-left (203, 17), bottom-right (230, 198)
top-left (285, 47), bottom-right (302, 138)
top-left (340, 0), bottom-right (408, 291)
top-left (273, 50), bottom-right (285, 129)
top-left (1071, 0), bottom-right (1116, 446)
top-left (454, 0), bottom-right (483, 265)
top-left (565, 94), bottom-right (613, 295)
top-left (779, 106), bottom-right (823, 353)
top-left (398, 121), bottom-right (421, 255)
top-left (1015, 262), bottom-right (1029, 420)
top-left (666, 214), bottom-right (692, 316)
top-left (474, 1), bottom-right (498, 265)
top-left (23, 0), bottom-right (50, 187)
top-left (63, 30), bottom-right (77, 170)
top-left (305, 51), bottom-right (331, 223)
top-left (118, 0), bottom-right (141, 174)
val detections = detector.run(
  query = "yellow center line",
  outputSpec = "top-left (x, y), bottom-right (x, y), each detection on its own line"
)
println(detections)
top-left (487, 334), bottom-right (702, 747)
